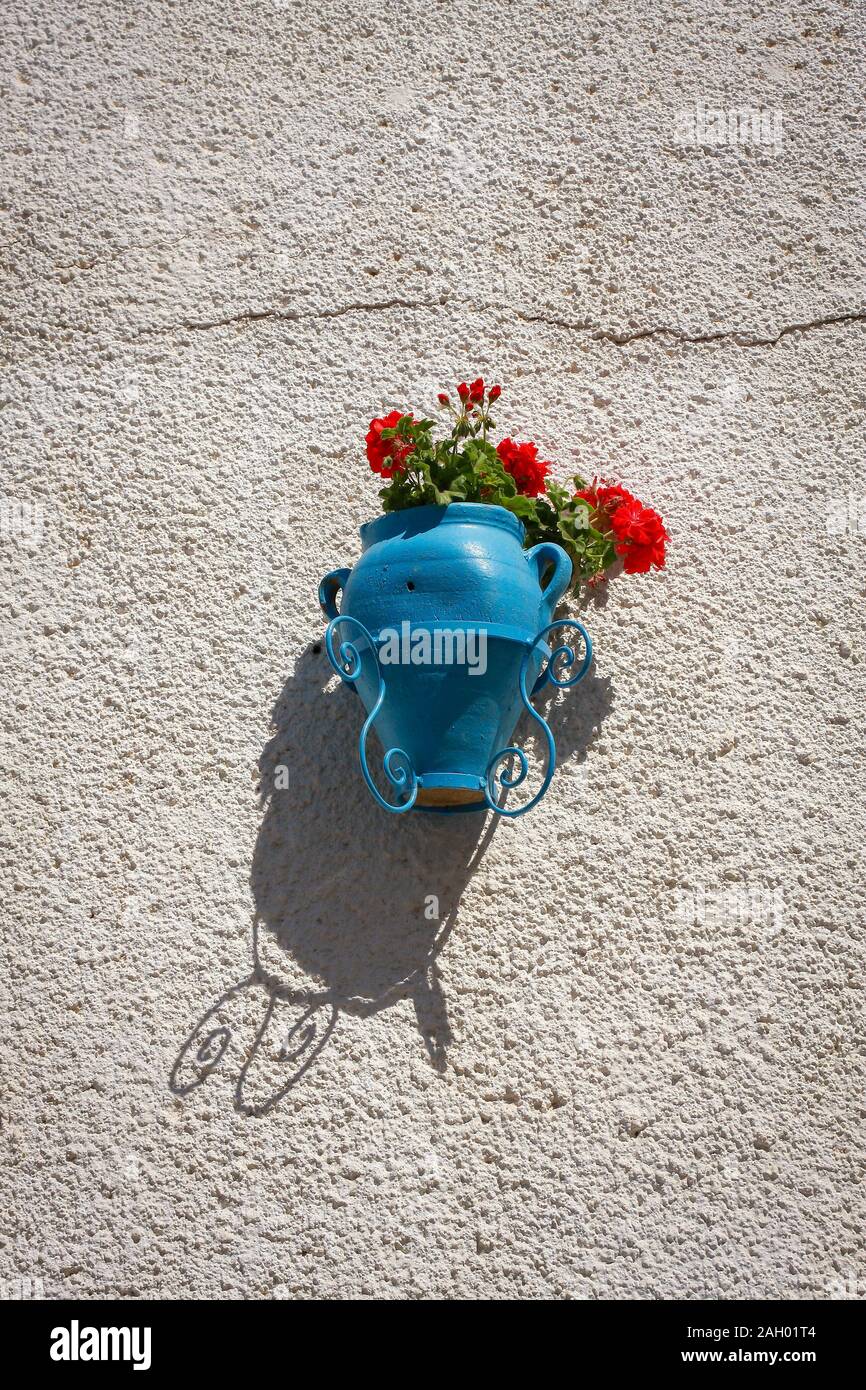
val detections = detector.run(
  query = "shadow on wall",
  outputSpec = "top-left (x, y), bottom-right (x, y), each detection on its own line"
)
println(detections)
top-left (170, 637), bottom-right (612, 1117)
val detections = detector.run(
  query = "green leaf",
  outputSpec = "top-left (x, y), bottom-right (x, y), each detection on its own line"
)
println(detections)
top-left (499, 494), bottom-right (540, 521)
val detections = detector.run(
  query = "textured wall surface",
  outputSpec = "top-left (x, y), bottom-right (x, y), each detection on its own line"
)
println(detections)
top-left (2, 0), bottom-right (864, 1301)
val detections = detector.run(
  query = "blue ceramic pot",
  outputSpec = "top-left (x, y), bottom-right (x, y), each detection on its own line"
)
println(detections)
top-left (318, 504), bottom-right (591, 815)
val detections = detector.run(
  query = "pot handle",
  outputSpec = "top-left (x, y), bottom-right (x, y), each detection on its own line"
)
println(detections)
top-left (524, 542), bottom-right (573, 614)
top-left (318, 567), bottom-right (352, 621)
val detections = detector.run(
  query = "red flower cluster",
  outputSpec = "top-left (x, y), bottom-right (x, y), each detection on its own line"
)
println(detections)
top-left (441, 378), bottom-right (501, 410)
top-left (456, 377), bottom-right (486, 405)
top-left (365, 409), bottom-right (415, 478)
top-left (496, 438), bottom-right (551, 497)
top-left (576, 479), bottom-right (668, 573)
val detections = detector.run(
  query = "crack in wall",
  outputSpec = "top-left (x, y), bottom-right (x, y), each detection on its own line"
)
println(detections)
top-left (145, 300), bottom-right (866, 349)
top-left (169, 297), bottom-right (443, 336)
top-left (515, 308), bottom-right (866, 348)
top-left (3, 298), bottom-right (864, 357)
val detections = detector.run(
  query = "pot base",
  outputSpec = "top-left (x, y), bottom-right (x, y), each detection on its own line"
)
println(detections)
top-left (415, 784), bottom-right (486, 809)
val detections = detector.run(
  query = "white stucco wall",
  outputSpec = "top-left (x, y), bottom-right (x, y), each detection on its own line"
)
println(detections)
top-left (2, 0), bottom-right (864, 1300)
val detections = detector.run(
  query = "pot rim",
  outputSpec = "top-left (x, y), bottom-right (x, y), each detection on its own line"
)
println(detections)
top-left (359, 502), bottom-right (525, 548)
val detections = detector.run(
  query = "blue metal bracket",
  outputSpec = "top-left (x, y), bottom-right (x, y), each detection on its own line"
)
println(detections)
top-left (484, 618), bottom-right (592, 817)
top-left (325, 614), bottom-right (418, 813)
top-left (325, 614), bottom-right (591, 817)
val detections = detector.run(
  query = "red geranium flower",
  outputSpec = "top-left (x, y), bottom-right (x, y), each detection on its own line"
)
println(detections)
top-left (576, 477), bottom-right (668, 572)
top-left (496, 438), bottom-right (551, 497)
top-left (488, 384), bottom-right (501, 402)
top-left (365, 409), bottom-right (415, 478)
top-left (468, 376), bottom-right (485, 404)
top-left (575, 482), bottom-right (599, 509)
top-left (596, 482), bottom-right (633, 511)
top-left (576, 481), bottom-right (632, 531)
top-left (610, 496), bottom-right (668, 573)
top-left (456, 381), bottom-right (470, 402)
